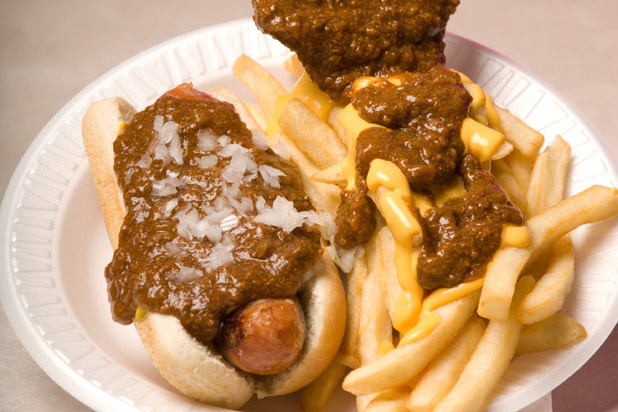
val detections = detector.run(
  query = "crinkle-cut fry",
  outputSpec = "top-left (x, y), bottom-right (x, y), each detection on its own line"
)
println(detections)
top-left (479, 185), bottom-right (618, 321)
top-left (407, 316), bottom-right (486, 412)
top-left (376, 226), bottom-right (400, 324)
top-left (340, 254), bottom-right (367, 369)
top-left (526, 135), bottom-right (571, 217)
top-left (342, 290), bottom-right (480, 396)
top-left (516, 313), bottom-right (587, 354)
top-left (503, 149), bottom-right (535, 194)
top-left (364, 390), bottom-right (410, 412)
top-left (300, 357), bottom-right (348, 412)
top-left (492, 160), bottom-right (528, 215)
top-left (208, 87), bottom-right (264, 132)
top-left (358, 250), bottom-right (392, 365)
top-left (279, 98), bottom-right (347, 169)
top-left (434, 276), bottom-right (535, 412)
top-left (518, 235), bottom-right (574, 324)
top-left (232, 54), bottom-right (286, 120)
top-left (496, 106), bottom-right (544, 160)
top-left (273, 131), bottom-right (341, 216)
top-left (284, 53), bottom-right (305, 76)
top-left (312, 163), bottom-right (345, 186)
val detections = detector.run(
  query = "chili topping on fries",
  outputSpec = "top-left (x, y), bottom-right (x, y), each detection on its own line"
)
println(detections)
top-left (224, 1), bottom-right (618, 411)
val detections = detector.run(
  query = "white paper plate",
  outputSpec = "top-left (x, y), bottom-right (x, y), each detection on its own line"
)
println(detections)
top-left (1, 18), bottom-right (617, 412)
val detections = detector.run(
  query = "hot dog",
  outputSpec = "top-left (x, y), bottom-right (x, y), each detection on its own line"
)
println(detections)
top-left (81, 83), bottom-right (346, 409)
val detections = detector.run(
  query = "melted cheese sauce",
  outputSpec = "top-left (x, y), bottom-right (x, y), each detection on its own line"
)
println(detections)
top-left (287, 71), bottom-right (528, 348)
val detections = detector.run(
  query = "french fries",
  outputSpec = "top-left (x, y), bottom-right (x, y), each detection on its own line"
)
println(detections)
top-left (301, 358), bottom-right (348, 412)
top-left (518, 235), bottom-right (575, 324)
top-left (495, 106), bottom-right (544, 160)
top-left (407, 316), bottom-right (486, 412)
top-left (433, 276), bottom-right (535, 412)
top-left (229, 54), bottom-right (618, 412)
top-left (342, 290), bottom-right (480, 395)
top-left (479, 185), bottom-right (618, 321)
top-left (517, 313), bottom-right (587, 354)
top-left (358, 236), bottom-right (393, 365)
top-left (279, 98), bottom-right (347, 169)
top-left (526, 135), bottom-right (571, 216)
top-left (232, 55), bottom-right (286, 120)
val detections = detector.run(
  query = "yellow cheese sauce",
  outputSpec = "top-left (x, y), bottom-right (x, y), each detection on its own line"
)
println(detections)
top-left (284, 71), bottom-right (527, 349)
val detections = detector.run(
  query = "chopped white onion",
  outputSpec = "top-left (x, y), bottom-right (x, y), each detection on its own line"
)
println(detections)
top-left (173, 265), bottom-right (203, 283)
top-left (175, 206), bottom-right (198, 240)
top-left (197, 129), bottom-right (218, 151)
top-left (165, 241), bottom-right (182, 255)
top-left (206, 207), bottom-right (234, 225)
top-left (151, 172), bottom-right (183, 197)
top-left (273, 141), bottom-right (290, 161)
top-left (198, 155), bottom-right (218, 169)
top-left (159, 121), bottom-right (179, 144)
top-left (204, 235), bottom-right (234, 271)
top-left (259, 165), bottom-right (285, 188)
top-left (168, 134), bottom-right (184, 165)
top-left (204, 225), bottom-right (223, 243)
top-left (255, 196), bottom-right (266, 212)
top-left (153, 142), bottom-right (169, 162)
top-left (217, 135), bottom-right (230, 147)
top-left (222, 150), bottom-right (253, 183)
top-left (254, 196), bottom-right (318, 233)
top-left (239, 197), bottom-right (254, 213)
top-left (251, 129), bottom-right (269, 150)
top-left (153, 115), bottom-right (164, 132)
top-left (219, 143), bottom-right (249, 158)
top-left (162, 198), bottom-right (179, 217)
top-left (220, 214), bottom-right (239, 231)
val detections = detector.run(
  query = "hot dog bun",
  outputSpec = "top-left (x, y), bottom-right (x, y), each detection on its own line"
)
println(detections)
top-left (82, 92), bottom-right (346, 409)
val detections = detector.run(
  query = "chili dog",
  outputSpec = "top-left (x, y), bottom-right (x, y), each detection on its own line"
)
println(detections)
top-left (81, 83), bottom-right (346, 409)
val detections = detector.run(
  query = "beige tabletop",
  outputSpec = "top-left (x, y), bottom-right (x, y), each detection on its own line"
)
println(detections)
top-left (1, 1), bottom-right (617, 411)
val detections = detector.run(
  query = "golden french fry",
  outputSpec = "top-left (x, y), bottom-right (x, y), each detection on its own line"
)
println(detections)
top-left (356, 394), bottom-right (376, 412)
top-left (479, 185), bottom-right (618, 321)
top-left (492, 140), bottom-right (514, 160)
top-left (342, 290), bottom-right (480, 396)
top-left (375, 226), bottom-right (402, 326)
top-left (358, 232), bottom-right (392, 364)
top-left (233, 54), bottom-right (287, 120)
top-left (278, 98), bottom-right (347, 169)
top-left (496, 106), bottom-right (544, 160)
top-left (526, 135), bottom-right (571, 217)
top-left (503, 150), bottom-right (536, 194)
top-left (518, 235), bottom-right (574, 324)
top-left (312, 163), bottom-right (345, 186)
top-left (340, 254), bottom-right (368, 369)
top-left (358, 269), bottom-right (393, 365)
top-left (516, 313), bottom-right (587, 354)
top-left (434, 276), bottom-right (535, 412)
top-left (273, 131), bottom-right (341, 216)
top-left (284, 53), bottom-right (305, 76)
top-left (492, 160), bottom-right (528, 214)
top-left (364, 390), bottom-right (410, 412)
top-left (327, 105), bottom-right (349, 146)
top-left (300, 358), bottom-right (348, 412)
top-left (244, 101), bottom-right (268, 132)
top-left (407, 316), bottom-right (486, 412)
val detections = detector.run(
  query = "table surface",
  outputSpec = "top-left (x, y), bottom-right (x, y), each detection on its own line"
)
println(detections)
top-left (1, 1), bottom-right (617, 411)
